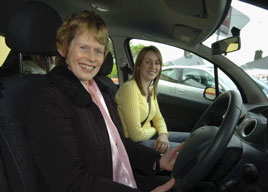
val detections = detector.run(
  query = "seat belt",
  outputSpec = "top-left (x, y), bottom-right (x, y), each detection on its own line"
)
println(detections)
top-left (120, 64), bottom-right (133, 82)
top-left (141, 90), bottom-right (151, 127)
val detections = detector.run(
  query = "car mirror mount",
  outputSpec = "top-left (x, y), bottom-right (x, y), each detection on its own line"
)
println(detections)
top-left (211, 27), bottom-right (241, 55)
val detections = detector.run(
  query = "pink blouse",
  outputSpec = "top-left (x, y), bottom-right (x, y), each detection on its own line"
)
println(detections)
top-left (82, 80), bottom-right (137, 188)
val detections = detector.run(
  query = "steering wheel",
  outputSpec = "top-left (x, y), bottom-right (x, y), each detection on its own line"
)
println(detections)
top-left (172, 90), bottom-right (242, 191)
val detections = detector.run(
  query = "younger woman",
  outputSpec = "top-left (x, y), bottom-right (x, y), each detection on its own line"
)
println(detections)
top-left (116, 46), bottom-right (189, 154)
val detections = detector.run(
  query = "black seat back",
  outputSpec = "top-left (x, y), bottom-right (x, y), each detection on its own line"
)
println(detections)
top-left (0, 2), bottom-right (62, 192)
top-left (98, 51), bottom-right (118, 93)
top-left (0, 113), bottom-right (49, 192)
top-left (0, 149), bottom-right (9, 191)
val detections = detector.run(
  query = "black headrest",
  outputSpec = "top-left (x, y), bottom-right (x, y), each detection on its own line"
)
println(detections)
top-left (98, 52), bottom-right (113, 76)
top-left (5, 2), bottom-right (62, 56)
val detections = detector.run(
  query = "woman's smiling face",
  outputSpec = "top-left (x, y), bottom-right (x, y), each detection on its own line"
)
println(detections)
top-left (62, 32), bottom-right (105, 83)
top-left (139, 50), bottom-right (161, 83)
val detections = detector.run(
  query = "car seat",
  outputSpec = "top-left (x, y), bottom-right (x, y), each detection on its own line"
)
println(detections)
top-left (0, 2), bottom-right (62, 192)
top-left (97, 51), bottom-right (118, 93)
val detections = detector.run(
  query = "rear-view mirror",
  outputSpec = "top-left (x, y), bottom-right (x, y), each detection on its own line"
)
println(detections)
top-left (211, 36), bottom-right (241, 55)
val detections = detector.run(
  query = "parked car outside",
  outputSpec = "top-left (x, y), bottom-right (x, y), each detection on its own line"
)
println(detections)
top-left (158, 65), bottom-right (237, 104)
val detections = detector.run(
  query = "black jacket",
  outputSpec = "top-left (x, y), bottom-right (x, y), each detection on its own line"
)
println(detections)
top-left (28, 65), bottom-right (161, 192)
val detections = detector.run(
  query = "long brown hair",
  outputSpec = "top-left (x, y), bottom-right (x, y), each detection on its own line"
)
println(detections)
top-left (132, 45), bottom-right (163, 98)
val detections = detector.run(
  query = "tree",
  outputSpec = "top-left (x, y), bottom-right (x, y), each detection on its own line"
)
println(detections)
top-left (130, 42), bottom-right (145, 60)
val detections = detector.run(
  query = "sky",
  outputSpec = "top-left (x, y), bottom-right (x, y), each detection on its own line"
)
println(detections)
top-left (132, 0), bottom-right (268, 66)
top-left (211, 1), bottom-right (268, 66)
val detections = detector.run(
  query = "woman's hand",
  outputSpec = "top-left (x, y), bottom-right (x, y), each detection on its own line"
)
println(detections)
top-left (159, 143), bottom-right (184, 171)
top-left (154, 133), bottom-right (169, 153)
top-left (151, 178), bottom-right (175, 192)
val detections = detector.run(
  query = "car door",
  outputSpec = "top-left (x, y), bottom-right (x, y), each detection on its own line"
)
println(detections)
top-left (158, 67), bottom-right (208, 131)
top-left (159, 67), bottom-right (213, 132)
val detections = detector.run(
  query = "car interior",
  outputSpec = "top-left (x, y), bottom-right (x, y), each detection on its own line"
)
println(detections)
top-left (0, 0), bottom-right (268, 191)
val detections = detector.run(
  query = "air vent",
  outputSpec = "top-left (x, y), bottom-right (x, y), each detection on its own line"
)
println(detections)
top-left (241, 119), bottom-right (257, 137)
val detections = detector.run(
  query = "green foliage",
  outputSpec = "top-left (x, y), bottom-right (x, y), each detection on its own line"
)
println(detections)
top-left (107, 60), bottom-right (117, 78)
top-left (129, 42), bottom-right (145, 60)
top-left (107, 41), bottom-right (117, 78)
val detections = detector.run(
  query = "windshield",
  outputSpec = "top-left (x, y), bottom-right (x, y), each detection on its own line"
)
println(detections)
top-left (203, 0), bottom-right (268, 97)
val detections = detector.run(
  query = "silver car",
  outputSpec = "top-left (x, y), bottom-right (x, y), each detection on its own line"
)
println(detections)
top-left (158, 65), bottom-right (237, 104)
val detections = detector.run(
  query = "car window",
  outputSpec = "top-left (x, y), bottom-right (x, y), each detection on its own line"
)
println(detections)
top-left (161, 68), bottom-right (178, 83)
top-left (129, 39), bottom-right (237, 102)
top-left (181, 68), bottom-right (207, 89)
top-left (202, 70), bottom-right (214, 87)
top-left (0, 36), bottom-right (10, 66)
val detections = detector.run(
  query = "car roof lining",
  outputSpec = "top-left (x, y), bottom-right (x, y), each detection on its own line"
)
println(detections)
top-left (0, 0), bottom-right (230, 46)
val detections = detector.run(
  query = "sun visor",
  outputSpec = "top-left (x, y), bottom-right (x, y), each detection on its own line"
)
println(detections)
top-left (173, 25), bottom-right (201, 44)
top-left (164, 0), bottom-right (206, 18)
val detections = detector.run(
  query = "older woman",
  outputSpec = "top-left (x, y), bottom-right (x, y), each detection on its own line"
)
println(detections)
top-left (28, 10), bottom-right (181, 192)
top-left (116, 46), bottom-right (189, 154)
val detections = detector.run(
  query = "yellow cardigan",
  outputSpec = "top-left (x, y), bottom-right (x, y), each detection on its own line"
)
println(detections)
top-left (115, 79), bottom-right (168, 142)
